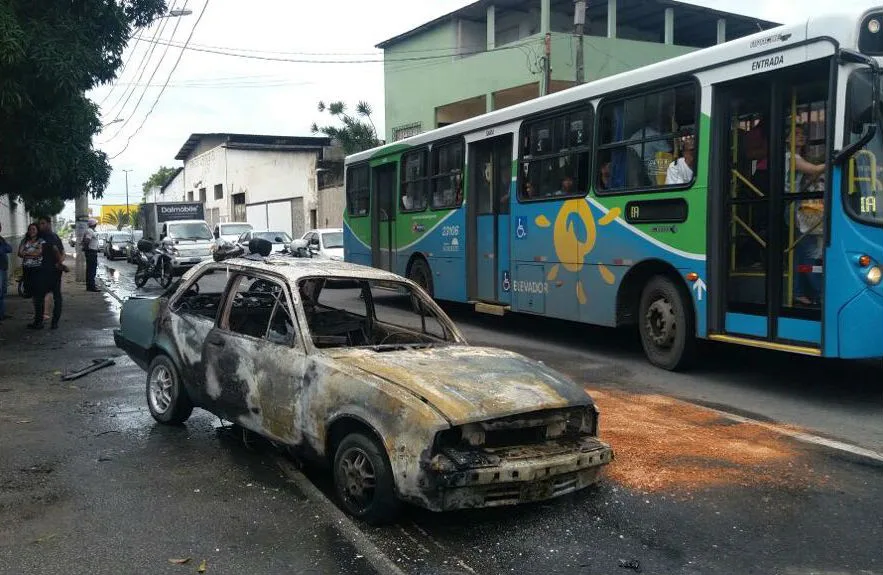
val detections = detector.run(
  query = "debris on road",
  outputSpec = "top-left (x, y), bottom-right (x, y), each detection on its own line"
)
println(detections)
top-left (61, 358), bottom-right (115, 381)
top-left (618, 558), bottom-right (642, 572)
top-left (590, 389), bottom-right (823, 492)
top-left (168, 558), bottom-right (191, 565)
top-left (197, 559), bottom-right (207, 573)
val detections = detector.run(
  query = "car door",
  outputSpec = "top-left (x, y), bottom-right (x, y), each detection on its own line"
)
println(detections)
top-left (201, 272), bottom-right (307, 443)
top-left (165, 265), bottom-right (230, 403)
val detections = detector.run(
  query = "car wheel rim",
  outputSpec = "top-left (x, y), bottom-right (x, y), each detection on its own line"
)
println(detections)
top-left (338, 447), bottom-right (376, 513)
top-left (645, 295), bottom-right (676, 349)
top-left (148, 365), bottom-right (174, 414)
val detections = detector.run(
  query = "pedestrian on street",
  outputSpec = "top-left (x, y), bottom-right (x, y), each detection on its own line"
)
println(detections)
top-left (17, 223), bottom-right (43, 300)
top-left (0, 222), bottom-right (12, 322)
top-left (29, 216), bottom-right (65, 330)
top-left (82, 219), bottom-right (101, 292)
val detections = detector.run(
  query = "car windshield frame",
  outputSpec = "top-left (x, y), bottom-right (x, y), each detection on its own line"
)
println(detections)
top-left (321, 231), bottom-right (343, 249)
top-left (254, 231), bottom-right (292, 243)
top-left (221, 224), bottom-right (253, 236)
top-left (295, 275), bottom-right (465, 352)
top-left (168, 222), bottom-right (213, 241)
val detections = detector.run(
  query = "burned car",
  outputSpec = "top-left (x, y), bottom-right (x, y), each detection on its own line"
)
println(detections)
top-left (114, 256), bottom-right (613, 523)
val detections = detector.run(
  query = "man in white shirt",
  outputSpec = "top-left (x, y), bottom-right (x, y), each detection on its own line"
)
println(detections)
top-left (665, 138), bottom-right (695, 186)
top-left (82, 219), bottom-right (101, 292)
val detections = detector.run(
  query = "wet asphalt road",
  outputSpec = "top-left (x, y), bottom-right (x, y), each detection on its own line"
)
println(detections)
top-left (53, 257), bottom-right (883, 573)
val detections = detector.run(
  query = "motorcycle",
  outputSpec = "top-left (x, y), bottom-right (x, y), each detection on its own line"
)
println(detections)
top-left (133, 239), bottom-right (173, 289)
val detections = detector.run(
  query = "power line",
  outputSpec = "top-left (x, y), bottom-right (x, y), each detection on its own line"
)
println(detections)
top-left (103, 0), bottom-right (192, 143)
top-left (109, 0), bottom-right (211, 160)
top-left (101, 0), bottom-right (180, 122)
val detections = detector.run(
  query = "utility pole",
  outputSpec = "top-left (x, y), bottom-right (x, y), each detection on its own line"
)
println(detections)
top-left (574, 0), bottom-right (586, 84)
top-left (74, 193), bottom-right (88, 283)
top-left (543, 32), bottom-right (552, 95)
top-left (122, 169), bottom-right (133, 227)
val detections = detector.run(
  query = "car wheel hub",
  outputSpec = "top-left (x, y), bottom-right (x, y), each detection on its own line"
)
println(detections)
top-left (149, 366), bottom-right (173, 413)
top-left (645, 297), bottom-right (676, 348)
top-left (339, 448), bottom-right (376, 508)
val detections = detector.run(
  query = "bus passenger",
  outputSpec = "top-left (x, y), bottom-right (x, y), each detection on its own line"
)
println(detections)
top-left (785, 123), bottom-right (826, 306)
top-left (598, 162), bottom-right (611, 190)
top-left (665, 136), bottom-right (696, 185)
top-left (555, 175), bottom-right (575, 196)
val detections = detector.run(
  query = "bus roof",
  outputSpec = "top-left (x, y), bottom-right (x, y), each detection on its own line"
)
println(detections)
top-left (348, 6), bottom-right (878, 165)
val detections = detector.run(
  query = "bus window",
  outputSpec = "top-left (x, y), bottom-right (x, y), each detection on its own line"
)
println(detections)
top-left (597, 83), bottom-right (697, 193)
top-left (845, 68), bottom-right (883, 224)
top-left (431, 140), bottom-right (464, 209)
top-left (346, 165), bottom-right (370, 217)
top-left (519, 106), bottom-right (592, 201)
top-left (401, 149), bottom-right (428, 212)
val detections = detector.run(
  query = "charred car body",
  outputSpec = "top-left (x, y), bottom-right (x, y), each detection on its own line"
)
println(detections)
top-left (114, 252), bottom-right (613, 522)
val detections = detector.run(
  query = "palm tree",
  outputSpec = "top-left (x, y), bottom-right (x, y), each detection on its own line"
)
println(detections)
top-left (103, 208), bottom-right (130, 231)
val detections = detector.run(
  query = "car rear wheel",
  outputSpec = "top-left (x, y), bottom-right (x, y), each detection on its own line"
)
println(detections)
top-left (146, 355), bottom-right (193, 424)
top-left (638, 276), bottom-right (696, 371)
top-left (333, 432), bottom-right (400, 525)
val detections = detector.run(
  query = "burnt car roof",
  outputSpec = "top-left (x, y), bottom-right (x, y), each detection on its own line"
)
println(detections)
top-left (186, 256), bottom-right (407, 284)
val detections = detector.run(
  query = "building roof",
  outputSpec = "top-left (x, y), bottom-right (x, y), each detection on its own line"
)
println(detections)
top-left (160, 167), bottom-right (184, 193)
top-left (376, 0), bottom-right (780, 48)
top-left (175, 133), bottom-right (331, 161)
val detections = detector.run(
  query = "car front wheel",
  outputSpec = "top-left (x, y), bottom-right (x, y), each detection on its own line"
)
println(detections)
top-left (146, 355), bottom-right (193, 424)
top-left (333, 432), bottom-right (400, 525)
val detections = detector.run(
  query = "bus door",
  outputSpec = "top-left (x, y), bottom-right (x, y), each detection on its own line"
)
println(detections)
top-left (371, 163), bottom-right (397, 272)
top-left (467, 134), bottom-right (513, 303)
top-left (712, 63), bottom-right (828, 349)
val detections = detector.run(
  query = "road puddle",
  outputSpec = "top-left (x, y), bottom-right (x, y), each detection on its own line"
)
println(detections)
top-left (590, 389), bottom-right (826, 493)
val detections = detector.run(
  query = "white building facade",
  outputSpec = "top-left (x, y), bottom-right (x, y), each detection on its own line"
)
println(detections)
top-left (173, 134), bottom-right (335, 238)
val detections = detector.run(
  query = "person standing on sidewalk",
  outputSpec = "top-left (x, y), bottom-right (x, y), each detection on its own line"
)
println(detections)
top-left (82, 219), bottom-right (100, 292)
top-left (0, 222), bottom-right (12, 322)
top-left (29, 216), bottom-right (65, 330)
top-left (17, 223), bottom-right (43, 299)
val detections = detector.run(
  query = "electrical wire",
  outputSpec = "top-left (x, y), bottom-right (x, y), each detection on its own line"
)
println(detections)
top-left (101, 0), bottom-right (180, 122)
top-left (102, 0), bottom-right (193, 143)
top-left (109, 0), bottom-right (211, 160)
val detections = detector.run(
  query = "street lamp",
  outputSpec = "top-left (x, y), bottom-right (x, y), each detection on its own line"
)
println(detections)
top-left (166, 9), bottom-right (193, 17)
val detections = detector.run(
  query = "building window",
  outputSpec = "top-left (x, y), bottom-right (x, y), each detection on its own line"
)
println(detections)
top-left (346, 164), bottom-right (370, 217)
top-left (400, 149), bottom-right (429, 212)
top-left (596, 83), bottom-right (697, 194)
top-left (199, 187), bottom-right (206, 202)
top-left (232, 193), bottom-right (246, 221)
top-left (187, 191), bottom-right (194, 201)
top-left (430, 140), bottom-right (464, 209)
top-left (519, 106), bottom-right (593, 201)
top-left (214, 184), bottom-right (223, 200)
top-left (392, 122), bottom-right (422, 142)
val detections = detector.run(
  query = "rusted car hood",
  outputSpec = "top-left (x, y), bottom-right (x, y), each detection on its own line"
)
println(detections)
top-left (329, 345), bottom-right (591, 426)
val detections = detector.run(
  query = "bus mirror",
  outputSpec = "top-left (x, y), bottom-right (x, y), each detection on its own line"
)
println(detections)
top-left (834, 123), bottom-right (877, 165)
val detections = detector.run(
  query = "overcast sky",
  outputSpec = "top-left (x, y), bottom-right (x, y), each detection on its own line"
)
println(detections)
top-left (74, 0), bottom-right (878, 217)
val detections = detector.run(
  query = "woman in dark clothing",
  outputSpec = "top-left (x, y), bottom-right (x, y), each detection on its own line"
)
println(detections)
top-left (17, 224), bottom-right (43, 299)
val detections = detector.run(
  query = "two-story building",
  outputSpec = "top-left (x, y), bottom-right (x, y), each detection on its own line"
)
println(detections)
top-left (379, 0), bottom-right (778, 141)
top-left (172, 133), bottom-right (335, 238)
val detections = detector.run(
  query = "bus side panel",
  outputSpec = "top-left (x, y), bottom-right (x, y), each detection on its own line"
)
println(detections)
top-left (344, 215), bottom-right (372, 267)
top-left (395, 208), bottom-right (468, 303)
top-left (823, 166), bottom-right (883, 358)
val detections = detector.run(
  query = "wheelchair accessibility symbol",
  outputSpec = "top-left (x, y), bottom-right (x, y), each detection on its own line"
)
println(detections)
top-left (515, 217), bottom-right (528, 239)
top-left (502, 270), bottom-right (511, 292)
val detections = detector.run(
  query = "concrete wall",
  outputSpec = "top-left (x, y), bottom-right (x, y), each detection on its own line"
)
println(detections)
top-left (163, 170), bottom-right (185, 202)
top-left (457, 18), bottom-right (486, 55)
top-left (495, 8), bottom-right (540, 44)
top-left (383, 29), bottom-right (694, 141)
top-left (317, 185), bottom-right (344, 229)
top-left (182, 146), bottom-right (228, 227)
top-left (0, 194), bottom-right (30, 272)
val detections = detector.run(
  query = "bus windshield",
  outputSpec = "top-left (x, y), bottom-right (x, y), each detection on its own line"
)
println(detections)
top-left (844, 68), bottom-right (883, 223)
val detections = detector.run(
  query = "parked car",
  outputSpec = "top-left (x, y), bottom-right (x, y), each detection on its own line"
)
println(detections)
top-left (104, 231), bottom-right (131, 260)
top-left (213, 222), bottom-right (253, 248)
top-left (302, 228), bottom-right (343, 261)
top-left (236, 230), bottom-right (292, 253)
top-left (124, 230), bottom-right (144, 263)
top-left (113, 254), bottom-right (613, 524)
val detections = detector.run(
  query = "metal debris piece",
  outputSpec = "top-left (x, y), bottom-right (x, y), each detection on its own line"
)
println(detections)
top-left (61, 358), bottom-right (115, 381)
top-left (618, 559), bottom-right (642, 572)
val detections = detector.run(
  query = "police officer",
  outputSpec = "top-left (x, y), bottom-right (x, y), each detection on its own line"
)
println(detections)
top-left (82, 218), bottom-right (101, 292)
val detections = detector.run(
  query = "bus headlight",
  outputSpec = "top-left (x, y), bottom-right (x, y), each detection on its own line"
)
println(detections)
top-left (867, 266), bottom-right (882, 286)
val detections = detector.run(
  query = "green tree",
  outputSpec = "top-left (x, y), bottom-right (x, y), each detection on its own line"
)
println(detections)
top-left (311, 101), bottom-right (381, 155)
top-left (141, 166), bottom-right (179, 202)
top-left (0, 0), bottom-right (168, 209)
top-left (103, 207), bottom-right (140, 230)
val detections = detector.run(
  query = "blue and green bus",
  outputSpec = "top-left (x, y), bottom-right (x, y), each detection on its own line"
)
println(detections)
top-left (345, 7), bottom-right (883, 370)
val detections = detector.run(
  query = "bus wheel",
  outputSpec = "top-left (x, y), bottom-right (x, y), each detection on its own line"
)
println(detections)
top-left (638, 276), bottom-right (695, 371)
top-left (408, 258), bottom-right (434, 312)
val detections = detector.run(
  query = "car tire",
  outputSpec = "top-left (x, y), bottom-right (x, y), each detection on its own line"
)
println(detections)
top-left (134, 266), bottom-right (148, 288)
top-left (145, 355), bottom-right (193, 425)
top-left (333, 432), bottom-right (400, 525)
top-left (638, 275), bottom-right (696, 371)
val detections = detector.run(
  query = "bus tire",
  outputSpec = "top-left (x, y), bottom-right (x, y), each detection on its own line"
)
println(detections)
top-left (408, 257), bottom-right (434, 298)
top-left (638, 275), bottom-right (695, 371)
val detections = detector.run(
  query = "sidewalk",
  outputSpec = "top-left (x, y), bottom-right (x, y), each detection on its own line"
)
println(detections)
top-left (0, 267), bottom-right (377, 574)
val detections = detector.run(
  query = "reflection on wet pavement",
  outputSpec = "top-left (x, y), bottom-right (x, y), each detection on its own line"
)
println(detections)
top-left (98, 259), bottom-right (164, 314)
